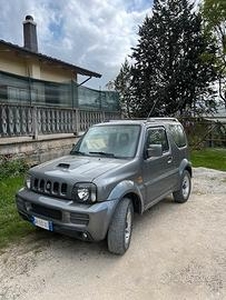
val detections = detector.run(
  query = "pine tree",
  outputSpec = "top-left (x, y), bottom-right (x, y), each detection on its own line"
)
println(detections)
top-left (130, 0), bottom-right (217, 117)
top-left (114, 58), bottom-right (132, 118)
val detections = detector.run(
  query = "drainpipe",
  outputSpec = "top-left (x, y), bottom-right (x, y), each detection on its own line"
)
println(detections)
top-left (27, 66), bottom-right (32, 106)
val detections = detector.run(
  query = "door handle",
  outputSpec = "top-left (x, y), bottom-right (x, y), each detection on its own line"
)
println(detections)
top-left (167, 156), bottom-right (172, 164)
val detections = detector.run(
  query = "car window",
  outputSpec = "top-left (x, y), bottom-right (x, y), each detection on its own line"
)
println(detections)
top-left (169, 124), bottom-right (187, 148)
top-left (72, 124), bottom-right (141, 158)
top-left (146, 127), bottom-right (169, 153)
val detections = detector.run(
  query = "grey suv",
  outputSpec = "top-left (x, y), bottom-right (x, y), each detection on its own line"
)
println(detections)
top-left (16, 118), bottom-right (192, 255)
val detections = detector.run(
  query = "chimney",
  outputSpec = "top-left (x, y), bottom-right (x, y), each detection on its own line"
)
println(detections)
top-left (23, 15), bottom-right (38, 52)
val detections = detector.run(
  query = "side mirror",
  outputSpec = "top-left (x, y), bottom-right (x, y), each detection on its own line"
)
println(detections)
top-left (146, 144), bottom-right (163, 158)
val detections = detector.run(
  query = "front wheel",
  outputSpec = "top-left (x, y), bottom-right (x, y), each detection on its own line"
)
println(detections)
top-left (107, 198), bottom-right (134, 255)
top-left (173, 170), bottom-right (191, 203)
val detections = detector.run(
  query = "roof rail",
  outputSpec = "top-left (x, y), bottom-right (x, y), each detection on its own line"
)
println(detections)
top-left (146, 117), bottom-right (178, 122)
top-left (103, 118), bottom-right (179, 123)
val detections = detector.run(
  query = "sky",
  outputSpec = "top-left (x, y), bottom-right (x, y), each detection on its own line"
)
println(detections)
top-left (0, 0), bottom-right (153, 89)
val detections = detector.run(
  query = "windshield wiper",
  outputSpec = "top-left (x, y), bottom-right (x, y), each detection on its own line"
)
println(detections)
top-left (70, 150), bottom-right (86, 156)
top-left (89, 151), bottom-right (115, 158)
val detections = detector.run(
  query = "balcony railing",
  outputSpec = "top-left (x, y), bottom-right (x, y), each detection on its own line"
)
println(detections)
top-left (0, 103), bottom-right (120, 139)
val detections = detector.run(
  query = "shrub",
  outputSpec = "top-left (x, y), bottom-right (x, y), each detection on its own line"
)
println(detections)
top-left (0, 155), bottom-right (29, 180)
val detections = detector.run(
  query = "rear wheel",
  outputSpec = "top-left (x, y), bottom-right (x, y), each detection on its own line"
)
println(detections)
top-left (107, 198), bottom-right (134, 255)
top-left (173, 170), bottom-right (191, 203)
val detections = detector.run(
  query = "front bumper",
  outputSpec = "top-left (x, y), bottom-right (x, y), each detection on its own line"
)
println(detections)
top-left (16, 188), bottom-right (118, 241)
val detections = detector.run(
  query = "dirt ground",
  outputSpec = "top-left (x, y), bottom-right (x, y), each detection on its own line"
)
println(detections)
top-left (0, 167), bottom-right (226, 300)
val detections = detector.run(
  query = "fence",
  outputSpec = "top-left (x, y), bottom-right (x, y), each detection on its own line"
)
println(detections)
top-left (181, 117), bottom-right (226, 149)
top-left (0, 70), bottom-right (119, 111)
top-left (0, 70), bottom-right (121, 139)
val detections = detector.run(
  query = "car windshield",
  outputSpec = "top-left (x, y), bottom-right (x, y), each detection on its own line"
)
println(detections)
top-left (71, 124), bottom-right (141, 158)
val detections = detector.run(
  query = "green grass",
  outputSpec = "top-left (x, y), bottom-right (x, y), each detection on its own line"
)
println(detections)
top-left (0, 176), bottom-right (35, 250)
top-left (191, 148), bottom-right (226, 171)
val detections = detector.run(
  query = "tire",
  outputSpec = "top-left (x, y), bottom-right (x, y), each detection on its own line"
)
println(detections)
top-left (107, 198), bottom-right (134, 255)
top-left (173, 170), bottom-right (191, 203)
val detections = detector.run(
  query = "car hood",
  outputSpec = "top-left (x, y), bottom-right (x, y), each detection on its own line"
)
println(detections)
top-left (30, 155), bottom-right (127, 182)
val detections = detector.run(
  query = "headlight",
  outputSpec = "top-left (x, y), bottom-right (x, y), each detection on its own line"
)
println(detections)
top-left (25, 174), bottom-right (32, 189)
top-left (72, 182), bottom-right (97, 203)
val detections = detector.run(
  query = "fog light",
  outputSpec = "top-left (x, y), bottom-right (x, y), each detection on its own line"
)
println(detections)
top-left (82, 232), bottom-right (88, 239)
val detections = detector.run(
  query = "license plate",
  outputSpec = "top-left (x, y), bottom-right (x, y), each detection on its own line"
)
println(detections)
top-left (32, 216), bottom-right (53, 231)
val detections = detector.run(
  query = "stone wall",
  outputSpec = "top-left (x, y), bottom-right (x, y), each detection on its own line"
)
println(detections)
top-left (0, 134), bottom-right (79, 165)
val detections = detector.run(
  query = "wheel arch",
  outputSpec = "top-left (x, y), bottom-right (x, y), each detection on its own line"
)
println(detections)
top-left (179, 159), bottom-right (192, 177)
top-left (185, 164), bottom-right (192, 178)
top-left (123, 192), bottom-right (142, 214)
top-left (107, 180), bottom-right (144, 214)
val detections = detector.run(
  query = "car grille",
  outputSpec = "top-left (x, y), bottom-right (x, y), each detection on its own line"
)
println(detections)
top-left (32, 178), bottom-right (68, 198)
top-left (30, 203), bottom-right (62, 220)
top-left (70, 212), bottom-right (89, 226)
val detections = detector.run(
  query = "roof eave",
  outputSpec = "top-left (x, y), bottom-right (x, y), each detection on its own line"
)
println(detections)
top-left (0, 39), bottom-right (102, 78)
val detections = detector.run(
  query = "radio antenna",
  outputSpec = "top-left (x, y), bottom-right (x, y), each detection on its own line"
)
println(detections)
top-left (146, 99), bottom-right (158, 121)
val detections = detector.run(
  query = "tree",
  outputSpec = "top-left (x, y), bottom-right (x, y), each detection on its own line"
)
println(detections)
top-left (130, 0), bottom-right (217, 117)
top-left (202, 0), bottom-right (226, 105)
top-left (113, 58), bottom-right (132, 118)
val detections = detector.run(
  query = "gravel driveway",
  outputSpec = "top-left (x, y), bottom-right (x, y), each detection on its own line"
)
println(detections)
top-left (0, 167), bottom-right (226, 300)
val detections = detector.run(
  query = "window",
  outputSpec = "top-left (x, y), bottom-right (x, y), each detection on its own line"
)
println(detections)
top-left (146, 127), bottom-right (169, 152)
top-left (169, 124), bottom-right (187, 148)
top-left (74, 124), bottom-right (141, 158)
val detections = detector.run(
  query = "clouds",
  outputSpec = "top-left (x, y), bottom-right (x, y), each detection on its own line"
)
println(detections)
top-left (0, 0), bottom-right (151, 88)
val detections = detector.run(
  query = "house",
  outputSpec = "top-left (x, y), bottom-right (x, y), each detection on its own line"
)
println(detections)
top-left (0, 15), bottom-right (101, 106)
top-left (0, 15), bottom-right (120, 163)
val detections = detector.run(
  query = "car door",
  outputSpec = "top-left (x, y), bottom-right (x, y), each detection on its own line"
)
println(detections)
top-left (142, 126), bottom-right (175, 207)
